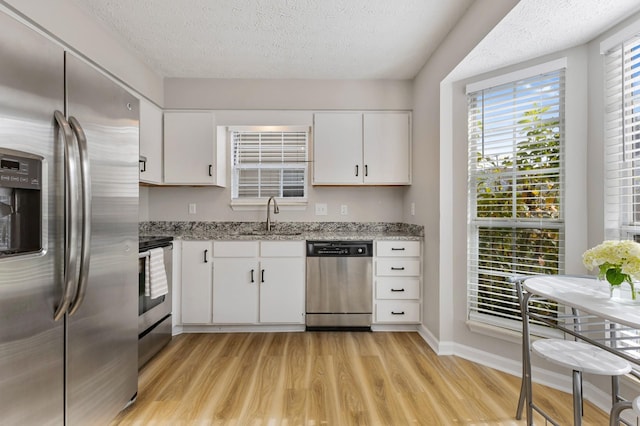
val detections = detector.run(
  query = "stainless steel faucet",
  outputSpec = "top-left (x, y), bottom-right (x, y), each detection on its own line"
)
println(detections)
top-left (266, 196), bottom-right (279, 232)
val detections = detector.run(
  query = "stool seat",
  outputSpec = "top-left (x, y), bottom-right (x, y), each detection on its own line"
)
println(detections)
top-left (532, 339), bottom-right (632, 376)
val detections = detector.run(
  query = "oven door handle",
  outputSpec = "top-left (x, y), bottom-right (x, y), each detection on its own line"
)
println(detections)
top-left (139, 250), bottom-right (151, 259)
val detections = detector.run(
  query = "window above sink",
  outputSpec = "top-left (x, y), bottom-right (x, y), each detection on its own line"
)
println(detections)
top-left (229, 125), bottom-right (309, 211)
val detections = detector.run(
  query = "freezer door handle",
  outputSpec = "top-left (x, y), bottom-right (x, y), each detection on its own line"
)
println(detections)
top-left (53, 110), bottom-right (80, 321)
top-left (68, 116), bottom-right (92, 316)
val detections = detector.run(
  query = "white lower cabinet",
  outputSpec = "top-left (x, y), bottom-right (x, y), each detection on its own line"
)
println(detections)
top-left (374, 240), bottom-right (422, 324)
top-left (259, 257), bottom-right (305, 323)
top-left (212, 257), bottom-right (259, 323)
top-left (181, 240), bottom-right (213, 324)
top-left (212, 240), bottom-right (305, 325)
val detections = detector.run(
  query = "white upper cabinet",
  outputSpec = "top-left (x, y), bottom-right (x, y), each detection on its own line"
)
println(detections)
top-left (138, 98), bottom-right (163, 184)
top-left (163, 111), bottom-right (226, 186)
top-left (312, 112), bottom-right (363, 184)
top-left (312, 111), bottom-right (411, 185)
top-left (363, 112), bottom-right (411, 185)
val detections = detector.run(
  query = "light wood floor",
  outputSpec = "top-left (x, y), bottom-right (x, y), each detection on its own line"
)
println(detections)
top-left (111, 332), bottom-right (609, 425)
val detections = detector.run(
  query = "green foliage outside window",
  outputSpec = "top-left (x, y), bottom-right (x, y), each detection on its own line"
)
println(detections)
top-left (473, 106), bottom-right (561, 322)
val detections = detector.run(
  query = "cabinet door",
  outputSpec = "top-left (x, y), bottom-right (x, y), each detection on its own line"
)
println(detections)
top-left (259, 258), bottom-right (305, 323)
top-left (181, 241), bottom-right (213, 324)
top-left (212, 258), bottom-right (259, 324)
top-left (312, 112), bottom-right (363, 184)
top-left (363, 112), bottom-right (411, 184)
top-left (139, 98), bottom-right (163, 184)
top-left (164, 111), bottom-right (215, 184)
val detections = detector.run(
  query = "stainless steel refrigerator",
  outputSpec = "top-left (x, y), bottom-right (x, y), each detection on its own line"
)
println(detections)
top-left (0, 9), bottom-right (139, 425)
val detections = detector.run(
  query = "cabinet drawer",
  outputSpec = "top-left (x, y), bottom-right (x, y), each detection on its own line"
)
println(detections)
top-left (376, 278), bottom-right (420, 299)
top-left (376, 260), bottom-right (420, 276)
top-left (260, 241), bottom-right (304, 257)
top-left (213, 241), bottom-right (259, 257)
top-left (376, 241), bottom-right (420, 257)
top-left (375, 301), bottom-right (420, 323)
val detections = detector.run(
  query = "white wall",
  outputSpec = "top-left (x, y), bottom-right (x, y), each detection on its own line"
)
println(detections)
top-left (0, 0), bottom-right (164, 105)
top-left (408, 0), bottom-right (519, 347)
top-left (146, 80), bottom-right (414, 223)
top-left (164, 79), bottom-right (413, 111)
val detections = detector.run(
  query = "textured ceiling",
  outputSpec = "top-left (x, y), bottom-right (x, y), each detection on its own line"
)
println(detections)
top-left (69, 0), bottom-right (473, 79)
top-left (67, 0), bottom-right (640, 81)
top-left (450, 0), bottom-right (640, 82)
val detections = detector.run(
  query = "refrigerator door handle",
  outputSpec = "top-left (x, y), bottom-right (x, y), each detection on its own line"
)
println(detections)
top-left (67, 116), bottom-right (92, 316)
top-left (53, 110), bottom-right (80, 321)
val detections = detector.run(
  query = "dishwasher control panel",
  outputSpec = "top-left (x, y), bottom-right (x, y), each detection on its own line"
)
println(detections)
top-left (306, 241), bottom-right (372, 257)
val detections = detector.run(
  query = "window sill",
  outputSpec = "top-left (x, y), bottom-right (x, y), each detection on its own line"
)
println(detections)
top-left (230, 199), bottom-right (308, 212)
top-left (466, 319), bottom-right (562, 344)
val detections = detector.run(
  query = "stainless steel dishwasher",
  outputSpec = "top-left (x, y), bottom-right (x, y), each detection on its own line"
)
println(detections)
top-left (306, 240), bottom-right (373, 330)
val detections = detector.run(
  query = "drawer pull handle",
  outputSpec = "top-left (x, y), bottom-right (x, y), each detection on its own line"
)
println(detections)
top-left (391, 247), bottom-right (405, 251)
top-left (261, 269), bottom-right (265, 283)
top-left (203, 249), bottom-right (208, 263)
top-left (390, 288), bottom-right (405, 292)
top-left (391, 311), bottom-right (405, 315)
top-left (391, 267), bottom-right (405, 271)
top-left (250, 269), bottom-right (255, 283)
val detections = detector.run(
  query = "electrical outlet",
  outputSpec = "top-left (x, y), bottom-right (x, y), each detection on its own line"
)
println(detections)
top-left (410, 202), bottom-right (415, 216)
top-left (315, 203), bottom-right (328, 216)
top-left (188, 203), bottom-right (197, 214)
top-left (340, 204), bottom-right (348, 215)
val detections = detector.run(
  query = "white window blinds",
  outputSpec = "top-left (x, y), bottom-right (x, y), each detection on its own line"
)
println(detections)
top-left (231, 128), bottom-right (308, 200)
top-left (604, 35), bottom-right (640, 239)
top-left (467, 69), bottom-right (565, 328)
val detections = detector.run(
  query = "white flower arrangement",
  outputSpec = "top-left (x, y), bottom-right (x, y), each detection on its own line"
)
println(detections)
top-left (582, 240), bottom-right (640, 300)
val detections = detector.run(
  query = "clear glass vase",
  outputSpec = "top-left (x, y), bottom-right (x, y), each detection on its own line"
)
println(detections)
top-left (609, 283), bottom-right (639, 303)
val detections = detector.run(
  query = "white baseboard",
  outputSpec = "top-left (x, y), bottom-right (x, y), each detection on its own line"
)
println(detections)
top-left (415, 329), bottom-right (618, 415)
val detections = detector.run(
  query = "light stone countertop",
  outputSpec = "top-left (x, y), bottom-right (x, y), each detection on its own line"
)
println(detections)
top-left (139, 221), bottom-right (424, 241)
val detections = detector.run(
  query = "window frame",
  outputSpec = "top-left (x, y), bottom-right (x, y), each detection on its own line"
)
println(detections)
top-left (466, 65), bottom-right (566, 332)
top-left (229, 125), bottom-right (309, 209)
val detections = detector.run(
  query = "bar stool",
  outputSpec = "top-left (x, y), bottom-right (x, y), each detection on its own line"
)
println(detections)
top-left (532, 338), bottom-right (632, 426)
top-left (609, 394), bottom-right (640, 425)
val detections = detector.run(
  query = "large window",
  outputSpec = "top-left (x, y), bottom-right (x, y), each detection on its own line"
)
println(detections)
top-left (605, 35), bottom-right (640, 239)
top-left (467, 68), bottom-right (565, 329)
top-left (604, 34), bottom-right (640, 361)
top-left (230, 126), bottom-right (308, 203)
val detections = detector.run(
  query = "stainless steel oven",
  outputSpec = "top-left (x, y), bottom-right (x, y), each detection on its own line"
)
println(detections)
top-left (138, 236), bottom-right (173, 368)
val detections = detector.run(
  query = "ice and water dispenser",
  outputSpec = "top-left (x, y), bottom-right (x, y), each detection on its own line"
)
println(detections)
top-left (0, 149), bottom-right (42, 256)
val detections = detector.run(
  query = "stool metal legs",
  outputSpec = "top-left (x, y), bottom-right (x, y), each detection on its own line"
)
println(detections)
top-left (572, 370), bottom-right (583, 426)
